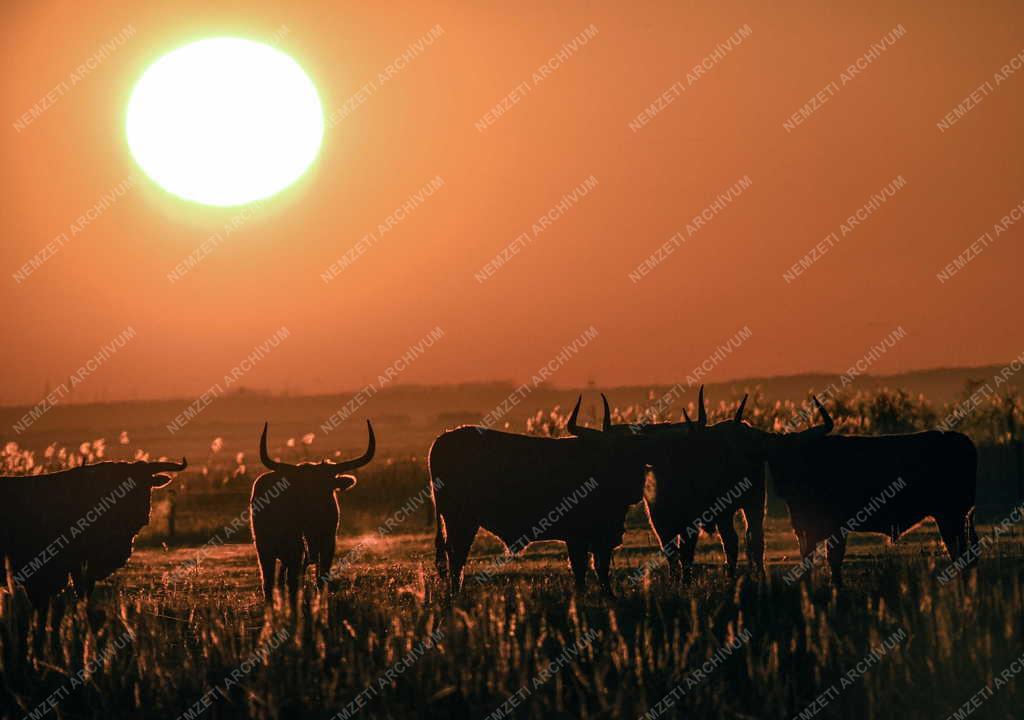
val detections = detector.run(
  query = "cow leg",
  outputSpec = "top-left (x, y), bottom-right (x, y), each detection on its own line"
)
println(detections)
top-left (434, 514), bottom-right (448, 583)
top-left (678, 530), bottom-right (699, 582)
top-left (795, 530), bottom-right (824, 582)
top-left (72, 570), bottom-right (96, 600)
top-left (937, 512), bottom-right (976, 566)
top-left (446, 523), bottom-right (478, 596)
top-left (966, 508), bottom-right (979, 549)
top-left (592, 544), bottom-right (616, 598)
top-left (717, 516), bottom-right (740, 579)
top-left (797, 530), bottom-right (820, 564)
top-left (825, 534), bottom-right (847, 589)
top-left (256, 546), bottom-right (278, 603)
top-left (314, 534), bottom-right (335, 593)
top-left (936, 516), bottom-right (963, 560)
top-left (281, 539), bottom-right (305, 604)
top-left (277, 563), bottom-right (288, 597)
top-left (567, 540), bottom-right (590, 592)
top-left (664, 535), bottom-right (683, 581)
top-left (743, 506), bottom-right (767, 579)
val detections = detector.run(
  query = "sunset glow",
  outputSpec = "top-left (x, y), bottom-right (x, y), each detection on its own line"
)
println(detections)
top-left (125, 38), bottom-right (323, 206)
top-left (3, 4), bottom-right (1024, 717)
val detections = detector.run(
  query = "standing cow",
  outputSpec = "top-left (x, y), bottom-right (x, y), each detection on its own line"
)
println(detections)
top-left (630, 389), bottom-right (767, 581)
top-left (0, 458), bottom-right (186, 607)
top-left (724, 398), bottom-right (978, 587)
top-left (429, 395), bottom-right (680, 597)
top-left (251, 421), bottom-right (375, 602)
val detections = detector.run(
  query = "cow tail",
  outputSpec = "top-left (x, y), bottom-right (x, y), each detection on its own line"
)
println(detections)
top-left (965, 506), bottom-right (979, 550)
top-left (429, 472), bottom-right (447, 577)
top-left (963, 434), bottom-right (980, 551)
top-left (434, 510), bottom-right (447, 576)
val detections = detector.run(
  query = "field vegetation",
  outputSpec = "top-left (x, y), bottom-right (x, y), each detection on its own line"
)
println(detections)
top-left (1, 383), bottom-right (1022, 718)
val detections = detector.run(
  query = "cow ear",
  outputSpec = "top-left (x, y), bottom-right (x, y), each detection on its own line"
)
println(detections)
top-left (332, 474), bottom-right (357, 492)
top-left (150, 473), bottom-right (174, 489)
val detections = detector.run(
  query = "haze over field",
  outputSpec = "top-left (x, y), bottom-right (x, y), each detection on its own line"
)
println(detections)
top-left (3, 362), bottom-right (1018, 460)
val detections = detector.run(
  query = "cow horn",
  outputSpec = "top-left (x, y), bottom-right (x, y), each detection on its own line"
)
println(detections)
top-left (798, 396), bottom-right (833, 439)
top-left (567, 395), bottom-right (582, 432)
top-left (147, 457), bottom-right (187, 473)
top-left (698, 385), bottom-right (707, 427)
top-left (259, 422), bottom-right (288, 471)
top-left (567, 395), bottom-right (600, 437)
top-left (813, 395), bottom-right (834, 433)
top-left (325, 420), bottom-right (376, 472)
top-left (682, 407), bottom-right (695, 430)
top-left (734, 394), bottom-right (748, 423)
top-left (600, 393), bottom-right (612, 432)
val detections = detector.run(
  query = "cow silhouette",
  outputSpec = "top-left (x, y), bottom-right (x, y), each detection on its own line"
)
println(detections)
top-left (0, 458), bottom-right (186, 607)
top-left (428, 395), bottom-right (681, 597)
top-left (251, 422), bottom-right (375, 601)
top-left (626, 389), bottom-right (766, 581)
top-left (718, 398), bottom-right (978, 586)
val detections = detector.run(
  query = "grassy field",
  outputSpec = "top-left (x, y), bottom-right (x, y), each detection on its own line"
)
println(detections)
top-left (2, 519), bottom-right (1023, 719)
top-left (2, 384), bottom-right (1023, 718)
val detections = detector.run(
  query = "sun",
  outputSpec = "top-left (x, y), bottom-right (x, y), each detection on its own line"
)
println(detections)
top-left (126, 38), bottom-right (324, 207)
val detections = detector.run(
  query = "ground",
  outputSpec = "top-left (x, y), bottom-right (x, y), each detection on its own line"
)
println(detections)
top-left (2, 518), bottom-right (1022, 719)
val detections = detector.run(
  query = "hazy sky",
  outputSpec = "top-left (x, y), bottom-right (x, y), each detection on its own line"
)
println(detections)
top-left (2, 1), bottom-right (1023, 405)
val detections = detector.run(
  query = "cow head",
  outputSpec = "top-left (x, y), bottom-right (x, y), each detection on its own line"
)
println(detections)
top-left (566, 393), bottom-right (688, 506)
top-left (718, 395), bottom-right (834, 498)
top-left (605, 387), bottom-right (748, 522)
top-left (140, 458), bottom-right (188, 489)
top-left (103, 457), bottom-right (188, 535)
top-left (259, 421), bottom-right (375, 495)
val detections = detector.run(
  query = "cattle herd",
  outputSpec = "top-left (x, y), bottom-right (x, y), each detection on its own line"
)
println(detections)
top-left (0, 387), bottom-right (979, 609)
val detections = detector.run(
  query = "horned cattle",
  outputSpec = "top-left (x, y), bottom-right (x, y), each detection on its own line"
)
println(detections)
top-left (251, 422), bottom-right (375, 601)
top-left (0, 459), bottom-right (186, 607)
top-left (428, 395), bottom-right (680, 597)
top-left (721, 398), bottom-right (978, 586)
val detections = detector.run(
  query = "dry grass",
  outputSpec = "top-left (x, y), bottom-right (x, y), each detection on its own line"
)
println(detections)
top-left (2, 523), bottom-right (1022, 719)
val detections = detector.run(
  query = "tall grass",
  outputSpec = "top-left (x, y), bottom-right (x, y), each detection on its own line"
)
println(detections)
top-left (1, 537), bottom-right (1021, 719)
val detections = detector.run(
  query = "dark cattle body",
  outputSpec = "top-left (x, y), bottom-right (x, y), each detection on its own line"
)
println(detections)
top-left (768, 428), bottom-right (978, 585)
top-left (428, 396), bottom-right (678, 596)
top-left (716, 398), bottom-right (979, 586)
top-left (250, 421), bottom-right (375, 602)
top-left (0, 459), bottom-right (185, 607)
top-left (628, 390), bottom-right (767, 581)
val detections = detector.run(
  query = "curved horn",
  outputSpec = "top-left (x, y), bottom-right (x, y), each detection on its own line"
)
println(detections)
top-left (682, 407), bottom-right (695, 430)
top-left (328, 420), bottom-right (376, 472)
top-left (698, 385), bottom-right (707, 427)
top-left (734, 394), bottom-right (748, 423)
top-left (812, 395), bottom-right (833, 433)
top-left (259, 422), bottom-right (286, 471)
top-left (566, 395), bottom-right (600, 437)
top-left (600, 393), bottom-right (612, 432)
top-left (146, 457), bottom-right (187, 473)
top-left (798, 396), bottom-right (833, 439)
top-left (567, 395), bottom-right (583, 433)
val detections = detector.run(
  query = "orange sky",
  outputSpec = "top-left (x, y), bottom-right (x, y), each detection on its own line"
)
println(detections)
top-left (2, 1), bottom-right (1023, 405)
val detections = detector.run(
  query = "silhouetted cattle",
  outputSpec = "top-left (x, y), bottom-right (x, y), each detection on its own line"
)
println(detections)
top-left (0, 459), bottom-right (185, 607)
top-left (626, 389), bottom-right (767, 581)
top-left (428, 395), bottom-right (679, 597)
top-left (723, 398), bottom-right (978, 586)
top-left (251, 422), bottom-right (375, 601)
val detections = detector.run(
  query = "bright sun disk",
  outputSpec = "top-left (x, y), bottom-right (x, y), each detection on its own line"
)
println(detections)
top-left (126, 37), bottom-right (324, 207)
